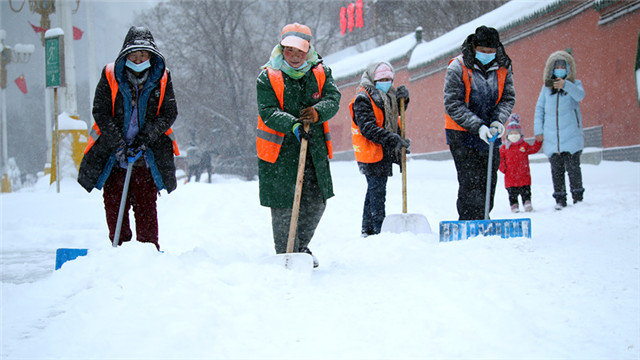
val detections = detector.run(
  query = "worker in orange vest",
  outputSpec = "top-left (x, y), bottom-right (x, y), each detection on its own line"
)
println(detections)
top-left (443, 25), bottom-right (515, 220)
top-left (78, 26), bottom-right (178, 251)
top-left (349, 62), bottom-right (410, 236)
top-left (256, 23), bottom-right (341, 267)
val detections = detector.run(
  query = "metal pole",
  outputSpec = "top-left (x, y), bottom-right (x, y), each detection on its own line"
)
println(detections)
top-left (54, 88), bottom-right (60, 193)
top-left (1, 87), bottom-right (7, 175)
top-left (57, 0), bottom-right (78, 117)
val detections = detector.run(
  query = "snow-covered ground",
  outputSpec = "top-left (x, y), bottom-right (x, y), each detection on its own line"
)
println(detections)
top-left (1, 158), bottom-right (639, 359)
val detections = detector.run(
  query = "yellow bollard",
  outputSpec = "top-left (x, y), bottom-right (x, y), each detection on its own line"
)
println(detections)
top-left (1, 174), bottom-right (11, 193)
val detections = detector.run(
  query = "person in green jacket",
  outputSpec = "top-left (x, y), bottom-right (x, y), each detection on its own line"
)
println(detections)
top-left (256, 23), bottom-right (341, 267)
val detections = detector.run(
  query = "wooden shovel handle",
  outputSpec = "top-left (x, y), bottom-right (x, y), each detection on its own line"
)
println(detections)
top-left (286, 123), bottom-right (309, 253)
top-left (400, 98), bottom-right (407, 214)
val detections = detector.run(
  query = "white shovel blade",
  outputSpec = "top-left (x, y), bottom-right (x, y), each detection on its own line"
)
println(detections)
top-left (381, 213), bottom-right (432, 234)
top-left (264, 253), bottom-right (314, 271)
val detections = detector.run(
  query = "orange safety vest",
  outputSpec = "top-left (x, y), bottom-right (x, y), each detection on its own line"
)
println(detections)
top-left (445, 54), bottom-right (508, 131)
top-left (256, 65), bottom-right (333, 163)
top-left (348, 88), bottom-right (389, 163)
top-left (83, 63), bottom-right (180, 156)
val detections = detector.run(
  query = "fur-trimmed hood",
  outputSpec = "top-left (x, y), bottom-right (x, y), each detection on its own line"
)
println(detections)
top-left (543, 50), bottom-right (577, 83)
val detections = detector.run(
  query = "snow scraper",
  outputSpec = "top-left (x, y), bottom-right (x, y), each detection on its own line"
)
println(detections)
top-left (55, 151), bottom-right (142, 270)
top-left (381, 98), bottom-right (431, 234)
top-left (270, 123), bottom-right (315, 271)
top-left (439, 128), bottom-right (531, 242)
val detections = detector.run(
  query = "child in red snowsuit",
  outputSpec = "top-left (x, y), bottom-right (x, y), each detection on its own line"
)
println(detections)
top-left (499, 113), bottom-right (543, 212)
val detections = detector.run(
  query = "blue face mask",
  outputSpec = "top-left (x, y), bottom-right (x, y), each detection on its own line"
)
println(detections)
top-left (475, 51), bottom-right (496, 65)
top-left (375, 80), bottom-right (392, 93)
top-left (284, 59), bottom-right (307, 70)
top-left (126, 59), bottom-right (151, 72)
top-left (553, 68), bottom-right (567, 78)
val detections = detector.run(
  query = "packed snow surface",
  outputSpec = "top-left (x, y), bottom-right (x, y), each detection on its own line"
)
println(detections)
top-left (2, 159), bottom-right (639, 359)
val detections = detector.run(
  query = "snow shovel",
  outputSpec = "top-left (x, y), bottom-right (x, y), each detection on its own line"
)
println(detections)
top-left (381, 98), bottom-right (431, 234)
top-left (273, 123), bottom-right (314, 271)
top-left (55, 151), bottom-right (142, 270)
top-left (112, 150), bottom-right (143, 247)
top-left (439, 128), bottom-right (531, 241)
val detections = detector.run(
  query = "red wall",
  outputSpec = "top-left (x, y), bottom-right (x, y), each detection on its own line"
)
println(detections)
top-left (330, 5), bottom-right (640, 154)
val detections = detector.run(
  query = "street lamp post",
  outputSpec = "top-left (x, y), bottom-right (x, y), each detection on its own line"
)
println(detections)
top-left (0, 30), bottom-right (34, 184)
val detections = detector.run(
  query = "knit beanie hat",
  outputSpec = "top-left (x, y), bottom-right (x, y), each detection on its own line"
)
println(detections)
top-left (473, 25), bottom-right (500, 48)
top-left (373, 63), bottom-right (394, 81)
top-left (506, 113), bottom-right (522, 135)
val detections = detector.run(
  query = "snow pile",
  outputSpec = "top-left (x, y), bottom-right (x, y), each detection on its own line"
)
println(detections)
top-left (1, 159), bottom-right (639, 359)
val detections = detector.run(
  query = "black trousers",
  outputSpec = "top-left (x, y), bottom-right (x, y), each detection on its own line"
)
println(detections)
top-left (270, 164), bottom-right (326, 254)
top-left (549, 151), bottom-right (584, 204)
top-left (450, 143), bottom-right (500, 220)
top-left (507, 185), bottom-right (531, 206)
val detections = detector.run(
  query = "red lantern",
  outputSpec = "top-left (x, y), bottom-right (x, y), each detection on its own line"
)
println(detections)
top-left (347, 3), bottom-right (355, 32)
top-left (355, 0), bottom-right (363, 28)
top-left (340, 7), bottom-right (347, 35)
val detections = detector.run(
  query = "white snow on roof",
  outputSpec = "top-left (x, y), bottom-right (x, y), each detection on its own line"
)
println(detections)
top-left (324, 0), bottom-right (563, 81)
top-left (409, 0), bottom-right (562, 70)
top-left (324, 30), bottom-right (420, 81)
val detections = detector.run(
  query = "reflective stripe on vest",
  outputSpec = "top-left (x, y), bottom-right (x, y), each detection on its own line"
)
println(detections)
top-left (256, 64), bottom-right (333, 163)
top-left (349, 88), bottom-right (399, 163)
top-left (83, 63), bottom-right (179, 156)
top-left (445, 55), bottom-right (508, 131)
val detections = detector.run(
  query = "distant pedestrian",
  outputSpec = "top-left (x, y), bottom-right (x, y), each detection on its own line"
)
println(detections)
top-left (200, 150), bottom-right (212, 183)
top-left (186, 145), bottom-right (201, 182)
top-left (443, 25), bottom-right (515, 220)
top-left (499, 113), bottom-right (542, 212)
top-left (534, 50), bottom-right (585, 210)
top-left (349, 61), bottom-right (410, 237)
top-left (256, 23), bottom-right (341, 267)
top-left (78, 26), bottom-right (178, 251)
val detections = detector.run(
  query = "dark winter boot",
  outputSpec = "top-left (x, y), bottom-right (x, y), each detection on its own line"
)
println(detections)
top-left (299, 247), bottom-right (319, 268)
top-left (554, 198), bottom-right (567, 210)
top-left (572, 188), bottom-right (584, 204)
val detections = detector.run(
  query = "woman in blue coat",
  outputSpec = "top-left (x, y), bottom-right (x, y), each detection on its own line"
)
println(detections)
top-left (534, 50), bottom-right (585, 209)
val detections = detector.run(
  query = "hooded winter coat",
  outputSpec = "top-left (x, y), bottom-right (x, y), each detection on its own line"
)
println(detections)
top-left (78, 27), bottom-right (178, 193)
top-left (499, 139), bottom-right (542, 188)
top-left (350, 62), bottom-right (406, 177)
top-left (443, 34), bottom-right (515, 150)
top-left (534, 51), bottom-right (585, 157)
top-left (256, 58), bottom-right (341, 208)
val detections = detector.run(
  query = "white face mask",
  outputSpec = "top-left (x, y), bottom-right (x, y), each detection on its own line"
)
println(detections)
top-left (507, 133), bottom-right (521, 143)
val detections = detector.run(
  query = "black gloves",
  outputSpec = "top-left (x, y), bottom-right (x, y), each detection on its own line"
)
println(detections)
top-left (128, 134), bottom-right (149, 157)
top-left (390, 133), bottom-right (411, 153)
top-left (389, 133), bottom-right (411, 165)
top-left (292, 121), bottom-right (313, 143)
top-left (394, 136), bottom-right (411, 154)
top-left (115, 138), bottom-right (128, 163)
top-left (396, 85), bottom-right (410, 107)
top-left (115, 134), bottom-right (148, 162)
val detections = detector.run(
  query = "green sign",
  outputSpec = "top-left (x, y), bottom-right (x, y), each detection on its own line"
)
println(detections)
top-left (45, 36), bottom-right (64, 88)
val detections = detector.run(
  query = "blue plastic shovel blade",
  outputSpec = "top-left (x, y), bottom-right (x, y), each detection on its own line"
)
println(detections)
top-left (55, 248), bottom-right (88, 270)
top-left (439, 218), bottom-right (531, 242)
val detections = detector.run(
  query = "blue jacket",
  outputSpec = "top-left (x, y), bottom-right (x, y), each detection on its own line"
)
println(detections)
top-left (534, 79), bottom-right (585, 157)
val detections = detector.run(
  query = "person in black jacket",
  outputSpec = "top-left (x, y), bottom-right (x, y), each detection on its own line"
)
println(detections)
top-left (443, 26), bottom-right (515, 220)
top-left (350, 62), bottom-right (410, 236)
top-left (77, 26), bottom-right (178, 250)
